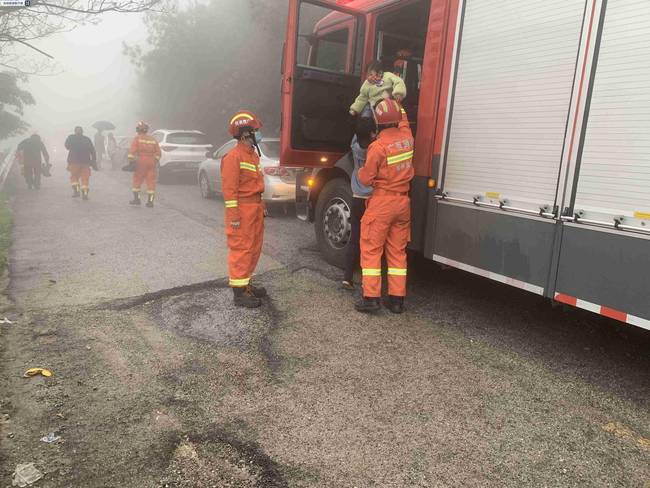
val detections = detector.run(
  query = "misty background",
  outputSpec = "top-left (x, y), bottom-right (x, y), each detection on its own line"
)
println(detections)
top-left (2, 0), bottom-right (288, 157)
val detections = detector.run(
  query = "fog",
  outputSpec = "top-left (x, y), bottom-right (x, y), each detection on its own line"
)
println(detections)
top-left (16, 12), bottom-right (147, 156)
top-left (6, 0), bottom-right (287, 156)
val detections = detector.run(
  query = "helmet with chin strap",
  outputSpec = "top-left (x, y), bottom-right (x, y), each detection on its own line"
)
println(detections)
top-left (228, 111), bottom-right (262, 138)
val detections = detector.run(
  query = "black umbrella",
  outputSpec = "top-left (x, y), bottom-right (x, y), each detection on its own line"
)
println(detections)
top-left (92, 120), bottom-right (115, 131)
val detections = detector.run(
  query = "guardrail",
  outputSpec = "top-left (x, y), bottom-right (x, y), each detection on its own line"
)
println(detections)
top-left (0, 148), bottom-right (15, 191)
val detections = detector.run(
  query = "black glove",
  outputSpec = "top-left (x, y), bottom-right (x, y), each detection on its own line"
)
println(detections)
top-left (121, 161), bottom-right (136, 172)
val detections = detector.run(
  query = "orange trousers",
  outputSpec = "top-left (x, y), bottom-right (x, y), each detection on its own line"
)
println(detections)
top-left (225, 202), bottom-right (264, 288)
top-left (360, 194), bottom-right (410, 298)
top-left (68, 164), bottom-right (91, 189)
top-left (132, 160), bottom-right (157, 193)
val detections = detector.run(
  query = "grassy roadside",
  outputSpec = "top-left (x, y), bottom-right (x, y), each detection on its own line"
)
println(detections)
top-left (0, 189), bottom-right (12, 277)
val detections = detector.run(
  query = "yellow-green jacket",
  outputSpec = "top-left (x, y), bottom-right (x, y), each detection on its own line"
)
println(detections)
top-left (349, 72), bottom-right (407, 114)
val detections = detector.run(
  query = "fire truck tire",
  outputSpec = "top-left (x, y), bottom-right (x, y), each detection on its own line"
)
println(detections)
top-left (315, 178), bottom-right (353, 269)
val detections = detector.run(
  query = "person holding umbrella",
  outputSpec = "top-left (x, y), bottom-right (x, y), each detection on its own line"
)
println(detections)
top-left (92, 121), bottom-right (115, 170)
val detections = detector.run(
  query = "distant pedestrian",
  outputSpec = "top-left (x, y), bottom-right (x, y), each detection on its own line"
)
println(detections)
top-left (94, 130), bottom-right (105, 170)
top-left (16, 134), bottom-right (49, 190)
top-left (106, 133), bottom-right (117, 169)
top-left (65, 126), bottom-right (97, 201)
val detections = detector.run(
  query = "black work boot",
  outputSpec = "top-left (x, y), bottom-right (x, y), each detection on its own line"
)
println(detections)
top-left (81, 188), bottom-right (89, 201)
top-left (247, 283), bottom-right (267, 298)
top-left (233, 287), bottom-right (262, 308)
top-left (129, 191), bottom-right (141, 206)
top-left (383, 295), bottom-right (405, 314)
top-left (146, 192), bottom-right (155, 208)
top-left (355, 297), bottom-right (381, 313)
top-left (72, 185), bottom-right (80, 198)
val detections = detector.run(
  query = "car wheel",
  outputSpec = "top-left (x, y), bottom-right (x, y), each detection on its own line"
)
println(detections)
top-left (314, 178), bottom-right (352, 269)
top-left (199, 171), bottom-right (215, 199)
top-left (158, 168), bottom-right (172, 184)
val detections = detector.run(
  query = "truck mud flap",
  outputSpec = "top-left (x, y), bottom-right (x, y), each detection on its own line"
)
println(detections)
top-left (294, 168), bottom-right (314, 222)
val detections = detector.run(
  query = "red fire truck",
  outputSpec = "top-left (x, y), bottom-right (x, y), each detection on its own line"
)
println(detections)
top-left (280, 0), bottom-right (650, 331)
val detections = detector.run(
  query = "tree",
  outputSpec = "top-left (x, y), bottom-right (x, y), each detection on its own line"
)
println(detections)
top-left (0, 71), bottom-right (35, 140)
top-left (0, 0), bottom-right (163, 74)
top-left (125, 0), bottom-right (288, 142)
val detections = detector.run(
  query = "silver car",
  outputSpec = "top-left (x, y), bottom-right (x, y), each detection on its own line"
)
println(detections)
top-left (152, 129), bottom-right (212, 180)
top-left (198, 138), bottom-right (296, 206)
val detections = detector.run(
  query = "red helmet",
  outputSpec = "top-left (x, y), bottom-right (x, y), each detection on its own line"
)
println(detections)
top-left (228, 111), bottom-right (262, 137)
top-left (136, 121), bottom-right (149, 133)
top-left (373, 99), bottom-right (402, 126)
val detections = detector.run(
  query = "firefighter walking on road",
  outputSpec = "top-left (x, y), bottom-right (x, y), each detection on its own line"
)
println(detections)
top-left (222, 111), bottom-right (267, 308)
top-left (65, 126), bottom-right (97, 200)
top-left (356, 100), bottom-right (414, 314)
top-left (128, 121), bottom-right (161, 208)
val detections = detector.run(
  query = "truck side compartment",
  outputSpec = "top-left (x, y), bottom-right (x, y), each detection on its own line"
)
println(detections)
top-left (428, 0), bottom-right (650, 330)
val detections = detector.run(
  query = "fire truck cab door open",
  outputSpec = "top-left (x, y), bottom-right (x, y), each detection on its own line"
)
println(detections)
top-left (281, 0), bottom-right (365, 168)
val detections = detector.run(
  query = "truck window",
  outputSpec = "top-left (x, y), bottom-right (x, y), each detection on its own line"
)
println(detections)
top-left (286, 1), bottom-right (364, 155)
top-left (311, 29), bottom-right (348, 73)
top-left (297, 3), bottom-right (355, 74)
top-left (374, 0), bottom-right (431, 127)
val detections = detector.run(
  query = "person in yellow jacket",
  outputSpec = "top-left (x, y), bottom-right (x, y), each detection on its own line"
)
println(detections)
top-left (349, 60), bottom-right (407, 116)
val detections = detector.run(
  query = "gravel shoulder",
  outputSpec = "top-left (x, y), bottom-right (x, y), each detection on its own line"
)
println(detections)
top-left (1, 170), bottom-right (648, 487)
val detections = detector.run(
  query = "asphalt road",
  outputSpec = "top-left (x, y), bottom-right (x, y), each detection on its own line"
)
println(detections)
top-left (1, 164), bottom-right (649, 487)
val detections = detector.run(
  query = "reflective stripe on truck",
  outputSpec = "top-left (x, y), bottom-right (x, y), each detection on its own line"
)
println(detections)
top-left (554, 293), bottom-right (650, 331)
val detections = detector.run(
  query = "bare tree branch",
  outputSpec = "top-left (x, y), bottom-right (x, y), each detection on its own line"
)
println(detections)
top-left (1, 34), bottom-right (54, 59)
top-left (0, 0), bottom-right (164, 74)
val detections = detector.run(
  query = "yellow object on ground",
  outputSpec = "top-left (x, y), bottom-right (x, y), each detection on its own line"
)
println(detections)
top-left (23, 367), bottom-right (53, 378)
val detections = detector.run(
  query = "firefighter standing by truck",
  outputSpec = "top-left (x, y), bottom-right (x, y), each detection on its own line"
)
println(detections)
top-left (356, 99), bottom-right (414, 314)
top-left (221, 111), bottom-right (267, 308)
top-left (128, 121), bottom-right (161, 208)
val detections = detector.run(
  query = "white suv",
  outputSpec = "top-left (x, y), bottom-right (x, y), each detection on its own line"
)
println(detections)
top-left (151, 130), bottom-right (212, 180)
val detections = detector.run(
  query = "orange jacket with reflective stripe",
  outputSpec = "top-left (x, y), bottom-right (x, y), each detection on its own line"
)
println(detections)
top-left (220, 142), bottom-right (265, 220)
top-left (128, 134), bottom-right (161, 165)
top-left (358, 116), bottom-right (414, 194)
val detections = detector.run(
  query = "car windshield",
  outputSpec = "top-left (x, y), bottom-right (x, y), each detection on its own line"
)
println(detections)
top-left (260, 141), bottom-right (280, 159)
top-left (166, 132), bottom-right (208, 145)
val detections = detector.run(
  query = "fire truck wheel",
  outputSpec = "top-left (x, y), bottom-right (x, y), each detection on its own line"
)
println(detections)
top-left (315, 178), bottom-right (352, 269)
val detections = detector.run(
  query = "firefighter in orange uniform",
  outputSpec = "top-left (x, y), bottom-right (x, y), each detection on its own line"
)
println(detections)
top-left (356, 100), bottom-right (414, 314)
top-left (65, 126), bottom-right (96, 200)
top-left (128, 121), bottom-right (161, 208)
top-left (222, 111), bottom-right (267, 308)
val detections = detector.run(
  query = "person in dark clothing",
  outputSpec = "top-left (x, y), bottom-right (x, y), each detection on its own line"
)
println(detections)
top-left (342, 117), bottom-right (377, 290)
top-left (16, 134), bottom-right (49, 190)
top-left (65, 126), bottom-right (97, 200)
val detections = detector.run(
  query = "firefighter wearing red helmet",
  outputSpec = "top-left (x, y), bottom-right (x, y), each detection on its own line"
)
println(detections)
top-left (356, 99), bottom-right (414, 314)
top-left (128, 121), bottom-right (161, 208)
top-left (222, 111), bottom-right (267, 308)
